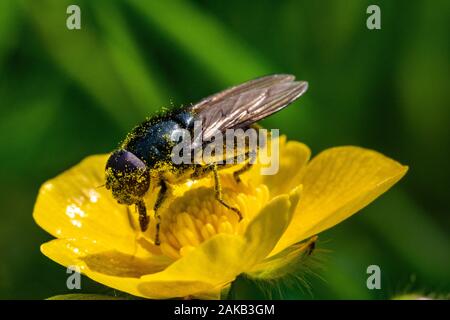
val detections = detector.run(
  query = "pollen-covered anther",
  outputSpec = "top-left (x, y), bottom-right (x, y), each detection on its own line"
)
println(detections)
top-left (158, 184), bottom-right (270, 260)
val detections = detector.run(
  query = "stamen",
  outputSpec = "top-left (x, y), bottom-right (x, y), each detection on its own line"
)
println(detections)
top-left (155, 182), bottom-right (270, 260)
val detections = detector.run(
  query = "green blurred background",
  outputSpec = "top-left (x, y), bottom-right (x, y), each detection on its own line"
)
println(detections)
top-left (0, 0), bottom-right (448, 299)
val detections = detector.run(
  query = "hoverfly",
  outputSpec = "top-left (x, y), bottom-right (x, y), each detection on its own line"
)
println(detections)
top-left (105, 74), bottom-right (308, 245)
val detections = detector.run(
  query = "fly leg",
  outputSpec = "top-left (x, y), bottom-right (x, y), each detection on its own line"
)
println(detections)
top-left (191, 154), bottom-right (250, 221)
top-left (212, 163), bottom-right (243, 221)
top-left (136, 200), bottom-right (149, 232)
top-left (191, 163), bottom-right (243, 221)
top-left (153, 179), bottom-right (167, 246)
top-left (233, 149), bottom-right (257, 183)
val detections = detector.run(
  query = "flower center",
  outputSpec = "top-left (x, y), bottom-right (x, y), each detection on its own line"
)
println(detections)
top-left (154, 177), bottom-right (269, 260)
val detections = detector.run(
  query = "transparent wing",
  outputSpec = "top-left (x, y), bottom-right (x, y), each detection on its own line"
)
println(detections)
top-left (189, 74), bottom-right (308, 141)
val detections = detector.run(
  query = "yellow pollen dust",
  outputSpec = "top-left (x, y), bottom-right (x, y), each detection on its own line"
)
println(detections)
top-left (157, 184), bottom-right (270, 260)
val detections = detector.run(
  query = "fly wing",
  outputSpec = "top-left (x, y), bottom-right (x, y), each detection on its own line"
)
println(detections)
top-left (189, 74), bottom-right (308, 141)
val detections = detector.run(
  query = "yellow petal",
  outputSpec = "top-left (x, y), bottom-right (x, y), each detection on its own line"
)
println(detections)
top-left (47, 294), bottom-right (126, 300)
top-left (261, 140), bottom-right (310, 197)
top-left (138, 234), bottom-right (246, 298)
top-left (274, 146), bottom-right (408, 253)
top-left (139, 188), bottom-right (301, 298)
top-left (247, 137), bottom-right (310, 196)
top-left (41, 238), bottom-right (211, 299)
top-left (33, 155), bottom-right (149, 257)
top-left (138, 280), bottom-right (215, 299)
top-left (41, 238), bottom-right (150, 298)
top-left (242, 187), bottom-right (301, 267)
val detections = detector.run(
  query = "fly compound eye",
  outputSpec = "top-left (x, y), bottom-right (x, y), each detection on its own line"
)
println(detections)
top-left (106, 149), bottom-right (147, 172)
top-left (105, 150), bottom-right (150, 204)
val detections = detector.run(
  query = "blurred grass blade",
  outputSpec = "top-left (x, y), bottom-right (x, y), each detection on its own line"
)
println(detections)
top-left (364, 189), bottom-right (450, 282)
top-left (128, 0), bottom-right (272, 85)
top-left (0, 0), bottom-right (20, 67)
top-left (0, 92), bottom-right (59, 170)
top-left (23, 0), bottom-right (138, 129)
top-left (92, 1), bottom-right (170, 116)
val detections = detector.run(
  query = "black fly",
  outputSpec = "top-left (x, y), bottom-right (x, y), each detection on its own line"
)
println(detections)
top-left (105, 74), bottom-right (308, 245)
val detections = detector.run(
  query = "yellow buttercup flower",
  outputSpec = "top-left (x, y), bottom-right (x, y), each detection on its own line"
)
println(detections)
top-left (33, 137), bottom-right (407, 299)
